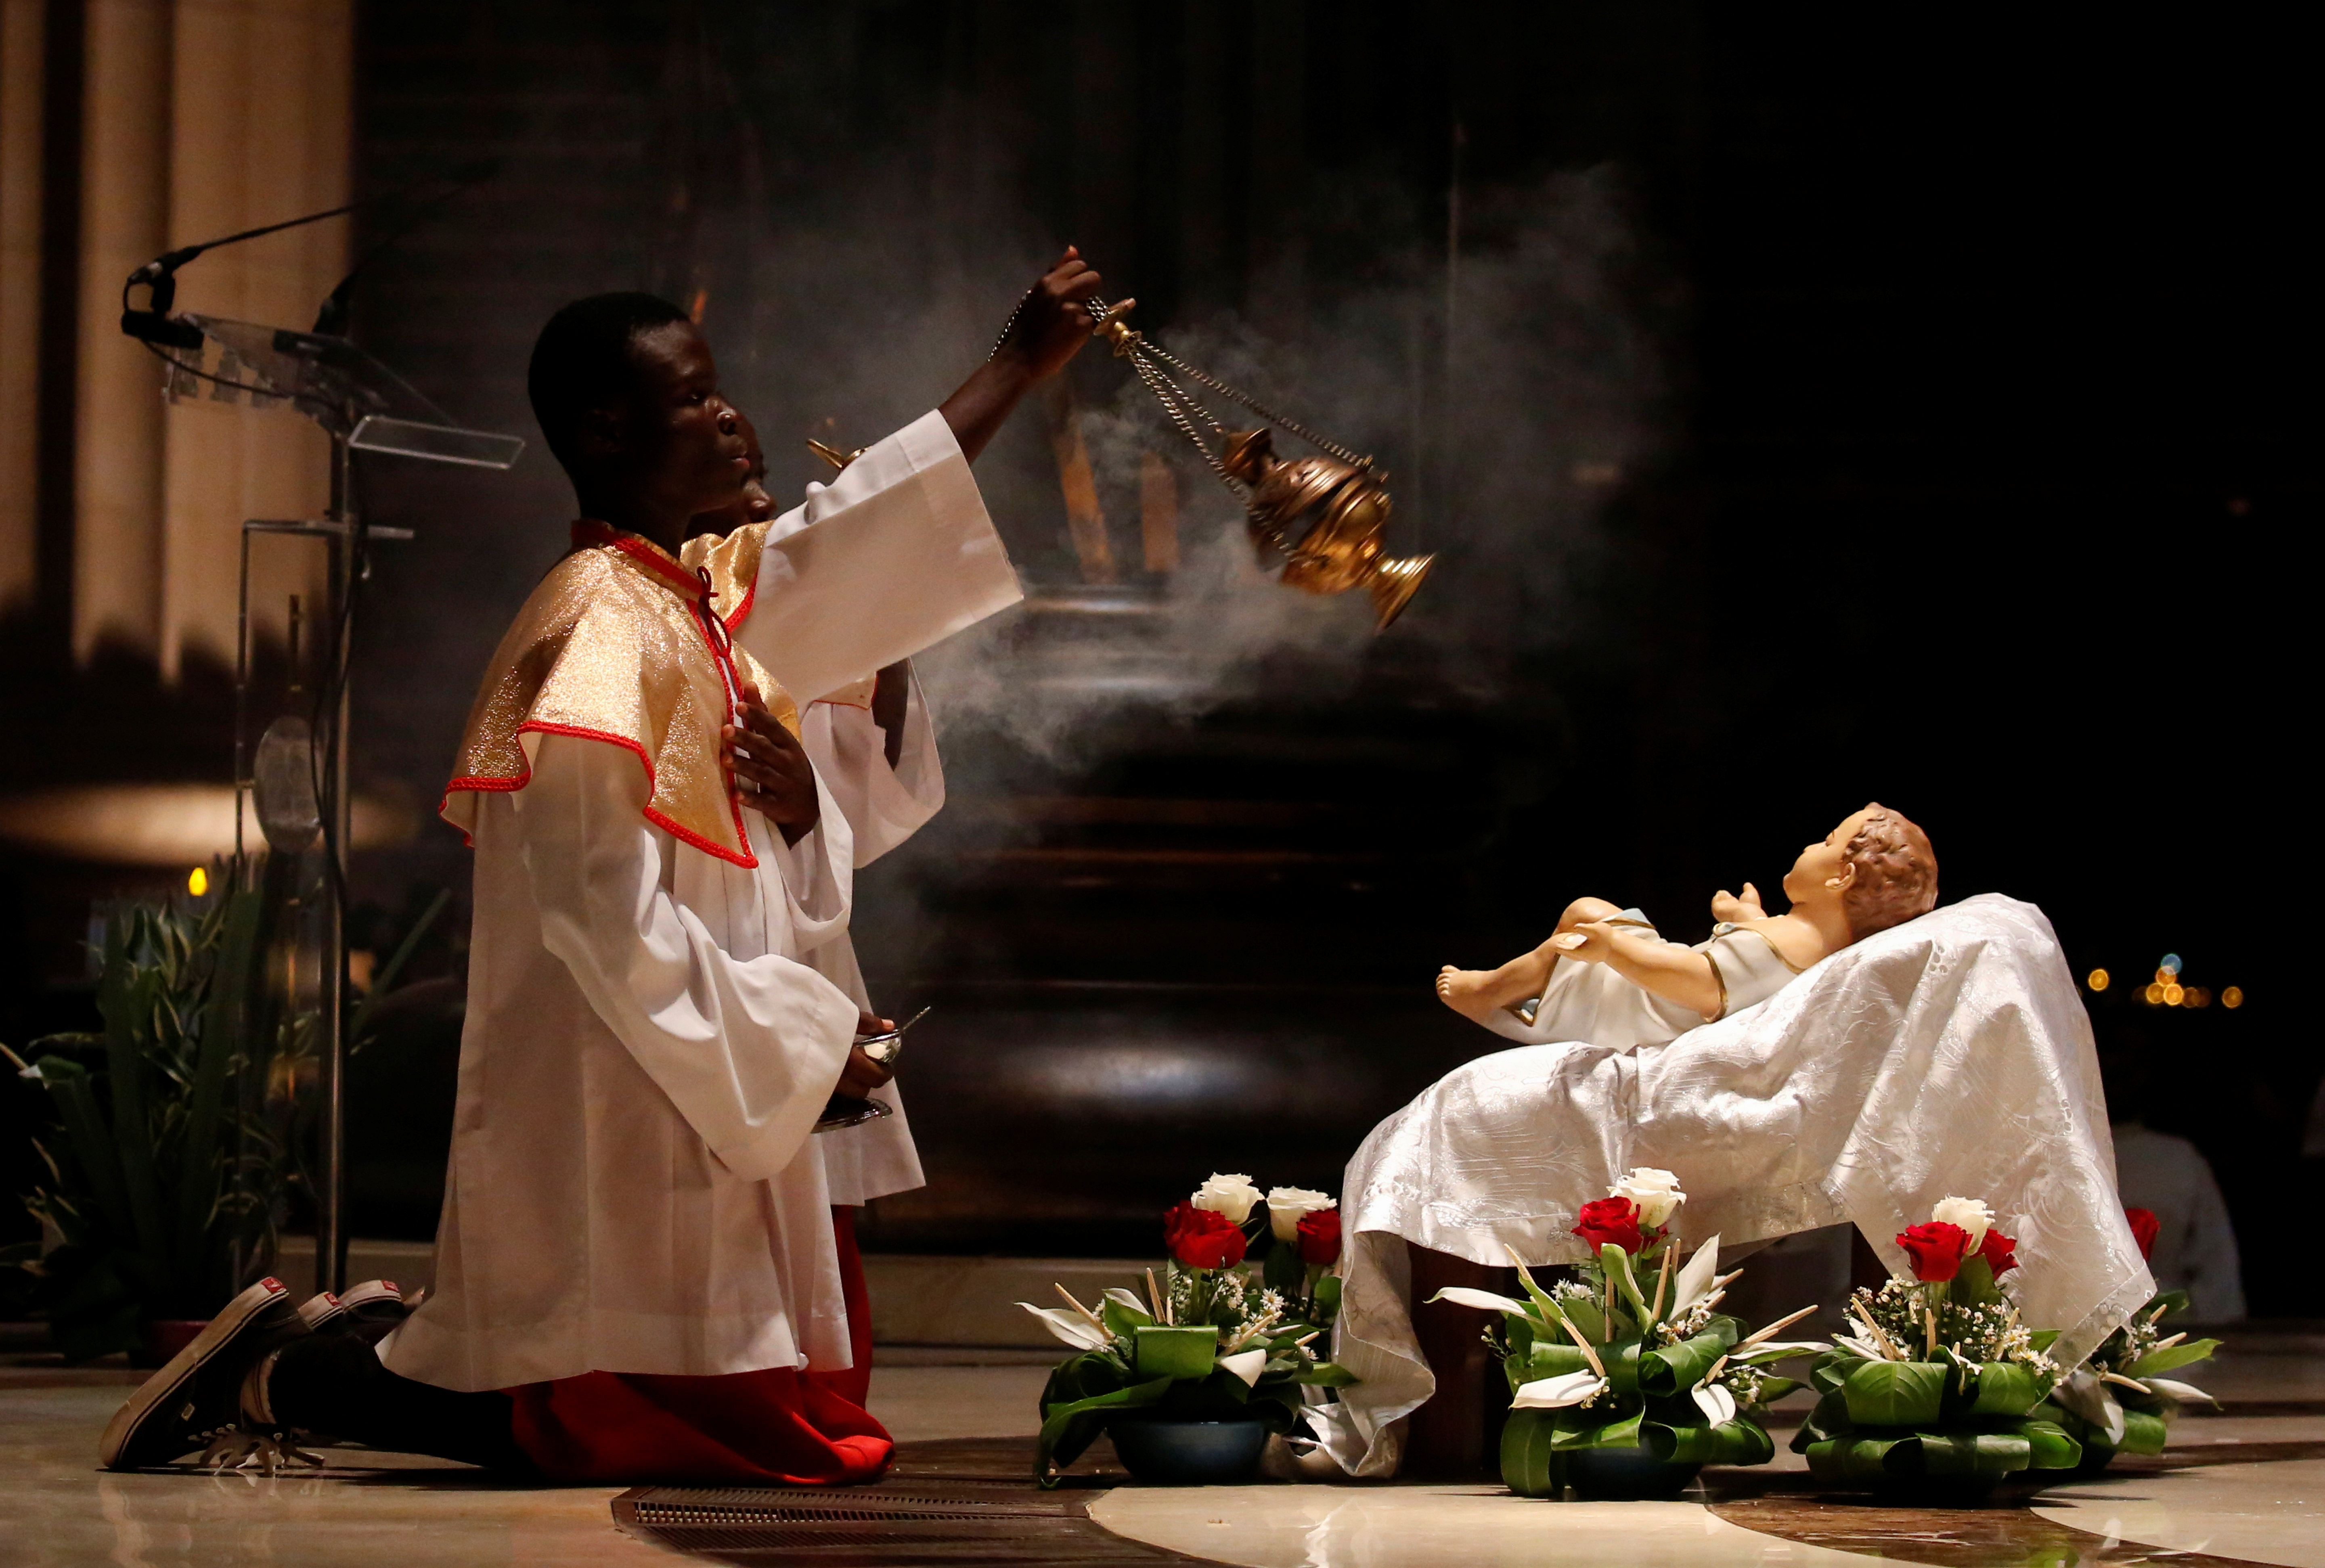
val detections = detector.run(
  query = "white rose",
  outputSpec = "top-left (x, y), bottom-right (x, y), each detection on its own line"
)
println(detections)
top-left (1266, 1187), bottom-right (1336, 1242)
top-left (1930, 1195), bottom-right (1993, 1251)
top-left (1191, 1173), bottom-right (1265, 1226)
top-left (1610, 1167), bottom-right (1687, 1229)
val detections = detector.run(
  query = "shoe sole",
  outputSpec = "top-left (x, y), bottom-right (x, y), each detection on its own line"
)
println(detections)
top-left (98, 1279), bottom-right (287, 1470)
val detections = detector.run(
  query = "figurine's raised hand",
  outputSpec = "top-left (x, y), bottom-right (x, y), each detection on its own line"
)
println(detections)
top-left (722, 682), bottom-right (819, 847)
top-left (996, 247), bottom-right (1135, 384)
top-left (1711, 883), bottom-right (1766, 924)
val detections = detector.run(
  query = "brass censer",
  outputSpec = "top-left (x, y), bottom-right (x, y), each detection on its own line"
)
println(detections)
top-left (1090, 301), bottom-right (1431, 629)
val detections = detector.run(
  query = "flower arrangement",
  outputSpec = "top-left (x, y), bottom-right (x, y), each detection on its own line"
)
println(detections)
top-left (2034, 1206), bottom-right (2220, 1469)
top-left (1794, 1195), bottom-right (2082, 1490)
top-left (1021, 1174), bottom-right (1354, 1486)
top-left (1432, 1168), bottom-right (1826, 1498)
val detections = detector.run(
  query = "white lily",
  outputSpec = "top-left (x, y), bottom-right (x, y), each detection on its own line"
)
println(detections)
top-left (1218, 1348), bottom-right (1269, 1387)
top-left (1102, 1286), bottom-right (1154, 1320)
top-left (1691, 1382), bottom-right (1737, 1426)
top-left (1512, 1369), bottom-right (1608, 1409)
top-left (1833, 1334), bottom-right (1886, 1361)
top-left (1018, 1302), bottom-right (1110, 1352)
top-left (1668, 1235), bottom-right (1722, 1315)
top-left (1428, 1286), bottom-right (1533, 1317)
top-left (1736, 1340), bottom-right (1830, 1362)
top-left (2053, 1367), bottom-right (2128, 1446)
top-left (2144, 1377), bottom-right (2217, 1407)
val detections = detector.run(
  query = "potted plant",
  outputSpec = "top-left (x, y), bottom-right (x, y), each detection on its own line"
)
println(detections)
top-left (2, 889), bottom-right (280, 1363)
top-left (1793, 1196), bottom-right (2082, 1497)
top-left (2, 876), bottom-right (439, 1363)
top-left (1023, 1174), bottom-right (1355, 1486)
top-left (1433, 1168), bottom-right (1824, 1499)
top-left (2035, 1207), bottom-right (2220, 1473)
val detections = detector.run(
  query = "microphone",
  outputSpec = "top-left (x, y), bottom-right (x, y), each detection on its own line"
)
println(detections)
top-left (119, 157), bottom-right (503, 350)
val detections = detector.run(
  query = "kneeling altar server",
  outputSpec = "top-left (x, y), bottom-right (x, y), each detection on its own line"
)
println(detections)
top-left (100, 250), bottom-right (1122, 1482)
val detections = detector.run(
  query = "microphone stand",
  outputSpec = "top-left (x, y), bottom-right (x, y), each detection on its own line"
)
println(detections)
top-left (123, 165), bottom-right (512, 1294)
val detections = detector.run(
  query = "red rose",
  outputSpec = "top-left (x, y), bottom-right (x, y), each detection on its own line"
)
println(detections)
top-left (2125, 1207), bottom-right (2160, 1261)
top-left (1975, 1227), bottom-right (2018, 1277)
top-left (1572, 1197), bottom-right (1647, 1254)
top-left (1896, 1221), bottom-right (1973, 1282)
top-left (1163, 1202), bottom-right (1247, 1270)
top-left (1296, 1208), bottom-right (1342, 1267)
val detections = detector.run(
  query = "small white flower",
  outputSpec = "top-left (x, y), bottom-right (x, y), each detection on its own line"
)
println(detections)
top-left (1265, 1186), bottom-right (1336, 1241)
top-left (1930, 1195), bottom-right (1994, 1250)
top-left (1611, 1167), bottom-right (1686, 1229)
top-left (1192, 1173), bottom-right (1265, 1225)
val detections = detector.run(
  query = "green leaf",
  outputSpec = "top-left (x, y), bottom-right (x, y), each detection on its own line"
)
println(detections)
top-left (1312, 1273), bottom-right (1342, 1319)
top-left (1841, 1360), bottom-right (1946, 1428)
top-left (2145, 1289), bottom-right (2192, 1319)
top-left (1805, 1435), bottom-right (1907, 1484)
top-left (1100, 1296), bottom-right (1152, 1339)
top-left (2011, 1419), bottom-right (2083, 1470)
top-left (2126, 1340), bottom-right (2220, 1378)
top-left (1295, 1361), bottom-right (1357, 1388)
top-left (1637, 1321), bottom-right (1740, 1398)
top-left (1792, 1387), bottom-right (1852, 1452)
top-left (1604, 1337), bottom-right (1644, 1395)
top-left (1911, 1431), bottom-right (2032, 1478)
top-left (1556, 1294), bottom-right (1608, 1345)
top-left (1507, 1338), bottom-right (1592, 1393)
top-left (1965, 1361), bottom-right (2046, 1418)
top-left (1646, 1417), bottom-right (1775, 1466)
top-left (1133, 1324), bottom-right (1219, 1380)
top-left (1751, 1377), bottom-right (1805, 1406)
top-left (1034, 1375), bottom-right (1170, 1485)
top-left (1811, 1353), bottom-right (1868, 1396)
top-left (1500, 1408), bottom-right (1563, 1497)
top-left (1603, 1242), bottom-right (1651, 1325)
top-left (2117, 1407), bottom-right (2170, 1455)
top-left (1950, 1254), bottom-right (2004, 1309)
top-left (2029, 1329), bottom-right (2061, 1352)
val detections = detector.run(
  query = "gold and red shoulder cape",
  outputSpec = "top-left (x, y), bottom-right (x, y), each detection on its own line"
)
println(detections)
top-left (677, 521), bottom-right (879, 710)
top-left (441, 520), bottom-right (799, 868)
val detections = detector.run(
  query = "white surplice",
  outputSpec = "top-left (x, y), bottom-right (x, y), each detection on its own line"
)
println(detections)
top-left (390, 414), bottom-right (988, 1393)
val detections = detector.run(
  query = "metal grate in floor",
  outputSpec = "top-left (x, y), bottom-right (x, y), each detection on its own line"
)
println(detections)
top-left (613, 1438), bottom-right (1211, 1565)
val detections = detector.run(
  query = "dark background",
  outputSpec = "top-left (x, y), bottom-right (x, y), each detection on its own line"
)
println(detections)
top-left (5, 4), bottom-right (2312, 1304)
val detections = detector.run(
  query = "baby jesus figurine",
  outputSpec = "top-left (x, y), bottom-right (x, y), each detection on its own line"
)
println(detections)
top-left (1436, 803), bottom-right (1938, 1047)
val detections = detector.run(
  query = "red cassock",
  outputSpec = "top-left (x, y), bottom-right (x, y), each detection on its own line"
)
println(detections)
top-left (506, 1208), bottom-right (889, 1484)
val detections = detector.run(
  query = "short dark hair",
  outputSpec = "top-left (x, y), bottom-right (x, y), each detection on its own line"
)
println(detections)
top-left (526, 292), bottom-right (692, 475)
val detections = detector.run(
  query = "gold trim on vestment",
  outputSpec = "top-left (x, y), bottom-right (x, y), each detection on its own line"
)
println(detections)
top-left (442, 523), bottom-right (798, 867)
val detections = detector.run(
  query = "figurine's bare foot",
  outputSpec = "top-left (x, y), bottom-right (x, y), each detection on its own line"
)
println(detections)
top-left (1435, 952), bottom-right (1553, 1025)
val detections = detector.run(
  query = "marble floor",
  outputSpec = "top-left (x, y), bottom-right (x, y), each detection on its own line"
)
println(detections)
top-left (2, 1334), bottom-right (2319, 1568)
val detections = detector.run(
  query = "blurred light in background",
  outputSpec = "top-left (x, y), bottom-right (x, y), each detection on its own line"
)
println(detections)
top-left (186, 866), bottom-right (209, 896)
top-left (2087, 968), bottom-right (2110, 991)
top-left (0, 785), bottom-right (415, 865)
top-left (2222, 986), bottom-right (2244, 1009)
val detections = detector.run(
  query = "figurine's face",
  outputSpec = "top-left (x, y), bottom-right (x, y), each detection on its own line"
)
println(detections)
top-left (1782, 807), bottom-right (1876, 904)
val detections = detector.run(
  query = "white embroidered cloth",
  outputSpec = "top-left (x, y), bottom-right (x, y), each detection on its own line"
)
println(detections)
top-left (1322, 893), bottom-right (2152, 1476)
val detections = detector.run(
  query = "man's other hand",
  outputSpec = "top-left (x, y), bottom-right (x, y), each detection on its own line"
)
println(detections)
top-left (838, 1029), bottom-right (895, 1099)
top-left (721, 682), bottom-right (819, 846)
